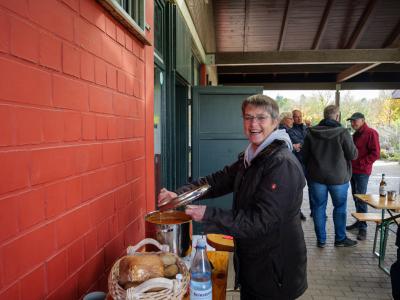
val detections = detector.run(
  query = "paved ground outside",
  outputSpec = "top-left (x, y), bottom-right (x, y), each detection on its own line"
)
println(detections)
top-left (226, 160), bottom-right (400, 300)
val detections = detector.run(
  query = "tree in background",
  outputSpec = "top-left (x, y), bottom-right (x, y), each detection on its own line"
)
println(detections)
top-left (275, 95), bottom-right (293, 113)
top-left (376, 91), bottom-right (400, 127)
top-left (289, 91), bottom-right (335, 125)
top-left (274, 90), bottom-right (400, 160)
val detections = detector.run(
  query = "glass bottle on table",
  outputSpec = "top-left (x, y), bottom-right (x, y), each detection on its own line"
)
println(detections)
top-left (190, 238), bottom-right (212, 300)
top-left (379, 173), bottom-right (387, 197)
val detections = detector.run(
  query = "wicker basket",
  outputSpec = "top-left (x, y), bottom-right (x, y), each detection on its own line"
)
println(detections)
top-left (108, 238), bottom-right (190, 300)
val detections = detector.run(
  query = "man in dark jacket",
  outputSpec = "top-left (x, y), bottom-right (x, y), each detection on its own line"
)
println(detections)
top-left (159, 95), bottom-right (307, 299)
top-left (345, 112), bottom-right (380, 241)
top-left (303, 105), bottom-right (358, 248)
top-left (288, 109), bottom-right (307, 165)
top-left (287, 109), bottom-right (311, 219)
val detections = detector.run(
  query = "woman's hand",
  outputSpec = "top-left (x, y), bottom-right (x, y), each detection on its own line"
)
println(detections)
top-left (158, 188), bottom-right (177, 205)
top-left (185, 205), bottom-right (207, 222)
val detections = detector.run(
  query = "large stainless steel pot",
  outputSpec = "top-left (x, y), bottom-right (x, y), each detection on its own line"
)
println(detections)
top-left (145, 184), bottom-right (210, 257)
top-left (145, 210), bottom-right (192, 257)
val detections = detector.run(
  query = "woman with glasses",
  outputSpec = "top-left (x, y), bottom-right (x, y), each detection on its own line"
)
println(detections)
top-left (158, 94), bottom-right (307, 299)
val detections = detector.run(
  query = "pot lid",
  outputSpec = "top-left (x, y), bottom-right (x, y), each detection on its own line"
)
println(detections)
top-left (158, 184), bottom-right (210, 211)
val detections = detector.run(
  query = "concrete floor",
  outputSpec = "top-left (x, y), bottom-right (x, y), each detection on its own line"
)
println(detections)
top-left (226, 160), bottom-right (400, 300)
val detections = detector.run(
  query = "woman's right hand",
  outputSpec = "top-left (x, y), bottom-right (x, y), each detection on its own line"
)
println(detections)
top-left (157, 188), bottom-right (177, 205)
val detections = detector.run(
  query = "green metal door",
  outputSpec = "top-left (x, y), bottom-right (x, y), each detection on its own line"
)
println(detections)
top-left (191, 86), bottom-right (263, 234)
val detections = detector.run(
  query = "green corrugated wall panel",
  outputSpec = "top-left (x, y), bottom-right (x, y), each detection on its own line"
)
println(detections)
top-left (175, 8), bottom-right (191, 83)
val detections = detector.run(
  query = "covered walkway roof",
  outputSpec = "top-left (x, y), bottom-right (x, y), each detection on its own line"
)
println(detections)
top-left (187, 0), bottom-right (400, 89)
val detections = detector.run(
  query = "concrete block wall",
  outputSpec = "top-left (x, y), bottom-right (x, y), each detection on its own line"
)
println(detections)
top-left (0, 0), bottom-right (153, 299)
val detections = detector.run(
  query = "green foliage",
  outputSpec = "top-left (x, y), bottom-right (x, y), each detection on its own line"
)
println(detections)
top-left (272, 90), bottom-right (400, 160)
top-left (275, 91), bottom-right (335, 124)
top-left (380, 149), bottom-right (388, 159)
top-left (275, 95), bottom-right (292, 113)
top-left (380, 149), bottom-right (400, 162)
top-left (387, 153), bottom-right (400, 162)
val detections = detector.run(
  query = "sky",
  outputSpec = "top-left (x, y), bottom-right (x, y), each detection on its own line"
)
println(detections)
top-left (263, 89), bottom-right (386, 101)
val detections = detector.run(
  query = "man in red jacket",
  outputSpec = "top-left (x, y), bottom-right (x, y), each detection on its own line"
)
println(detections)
top-left (346, 112), bottom-right (380, 241)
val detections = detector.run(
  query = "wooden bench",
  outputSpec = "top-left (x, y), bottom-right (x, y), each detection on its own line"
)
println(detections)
top-left (351, 212), bottom-right (383, 223)
top-left (351, 212), bottom-right (399, 258)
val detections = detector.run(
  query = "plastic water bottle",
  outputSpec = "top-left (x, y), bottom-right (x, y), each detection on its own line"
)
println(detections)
top-left (190, 239), bottom-right (212, 300)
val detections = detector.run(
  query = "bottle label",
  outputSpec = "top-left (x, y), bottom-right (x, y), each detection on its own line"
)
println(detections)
top-left (190, 281), bottom-right (212, 300)
top-left (379, 186), bottom-right (386, 196)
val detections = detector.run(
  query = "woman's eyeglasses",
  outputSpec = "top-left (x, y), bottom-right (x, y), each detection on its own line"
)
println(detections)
top-left (243, 115), bottom-right (270, 123)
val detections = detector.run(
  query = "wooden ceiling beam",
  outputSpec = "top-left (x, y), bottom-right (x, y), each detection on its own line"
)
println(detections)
top-left (312, 0), bottom-right (334, 50)
top-left (218, 64), bottom-right (400, 74)
top-left (277, 0), bottom-right (291, 51)
top-left (243, 0), bottom-right (249, 52)
top-left (338, 14), bottom-right (399, 83)
top-left (345, 0), bottom-right (378, 49)
top-left (223, 82), bottom-right (400, 90)
top-left (215, 49), bottom-right (400, 66)
top-left (383, 18), bottom-right (400, 48)
top-left (218, 65), bottom-right (350, 74)
top-left (336, 63), bottom-right (380, 82)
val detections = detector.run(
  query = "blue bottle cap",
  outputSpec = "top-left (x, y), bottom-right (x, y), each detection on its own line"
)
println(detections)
top-left (196, 238), bottom-right (206, 248)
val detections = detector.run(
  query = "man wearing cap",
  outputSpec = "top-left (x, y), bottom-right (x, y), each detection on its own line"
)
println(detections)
top-left (346, 112), bottom-right (380, 241)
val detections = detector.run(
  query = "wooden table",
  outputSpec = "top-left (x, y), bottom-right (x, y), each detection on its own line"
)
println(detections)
top-left (183, 251), bottom-right (230, 300)
top-left (354, 194), bottom-right (400, 210)
top-left (206, 234), bottom-right (234, 252)
top-left (354, 194), bottom-right (400, 274)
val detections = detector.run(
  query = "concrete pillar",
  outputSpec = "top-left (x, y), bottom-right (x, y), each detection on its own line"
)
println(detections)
top-left (335, 83), bottom-right (341, 107)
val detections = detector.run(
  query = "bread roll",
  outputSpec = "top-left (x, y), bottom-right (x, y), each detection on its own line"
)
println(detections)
top-left (118, 255), bottom-right (164, 285)
top-left (160, 253), bottom-right (177, 266)
top-left (164, 264), bottom-right (179, 278)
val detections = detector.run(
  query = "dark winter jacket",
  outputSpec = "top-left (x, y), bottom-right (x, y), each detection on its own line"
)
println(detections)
top-left (179, 140), bottom-right (307, 299)
top-left (351, 123), bottom-right (380, 175)
top-left (287, 123), bottom-right (307, 164)
top-left (288, 123), bottom-right (307, 145)
top-left (278, 124), bottom-right (289, 130)
top-left (302, 119), bottom-right (358, 185)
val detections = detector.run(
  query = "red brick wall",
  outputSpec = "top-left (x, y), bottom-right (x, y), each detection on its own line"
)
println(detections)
top-left (0, 0), bottom-right (154, 299)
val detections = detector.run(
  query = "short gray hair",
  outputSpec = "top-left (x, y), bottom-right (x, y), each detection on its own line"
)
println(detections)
top-left (324, 105), bottom-right (340, 120)
top-left (292, 109), bottom-right (301, 115)
top-left (279, 112), bottom-right (293, 124)
top-left (242, 94), bottom-right (279, 119)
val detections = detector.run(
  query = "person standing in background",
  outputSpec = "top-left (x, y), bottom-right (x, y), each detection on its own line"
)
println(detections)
top-left (303, 105), bottom-right (358, 248)
top-left (280, 111), bottom-right (307, 221)
top-left (278, 111), bottom-right (294, 130)
top-left (287, 110), bottom-right (309, 220)
top-left (288, 110), bottom-right (307, 166)
top-left (345, 112), bottom-right (380, 241)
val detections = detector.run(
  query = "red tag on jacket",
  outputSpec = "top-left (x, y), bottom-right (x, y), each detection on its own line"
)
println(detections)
top-left (271, 183), bottom-right (277, 190)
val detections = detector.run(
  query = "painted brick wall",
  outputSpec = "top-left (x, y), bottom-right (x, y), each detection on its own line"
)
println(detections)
top-left (0, 0), bottom-right (154, 299)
